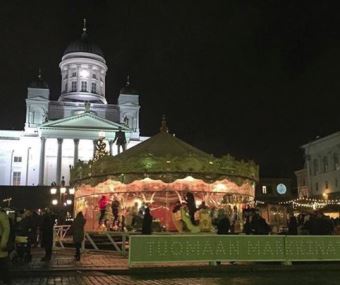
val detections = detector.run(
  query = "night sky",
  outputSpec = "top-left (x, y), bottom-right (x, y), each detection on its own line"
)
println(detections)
top-left (1, 1), bottom-right (340, 179)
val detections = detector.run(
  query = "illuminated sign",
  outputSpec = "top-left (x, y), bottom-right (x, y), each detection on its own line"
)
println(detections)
top-left (276, 183), bottom-right (287, 195)
top-left (129, 235), bottom-right (340, 265)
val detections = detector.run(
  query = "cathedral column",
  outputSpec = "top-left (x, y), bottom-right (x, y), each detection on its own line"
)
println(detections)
top-left (109, 140), bottom-right (113, 156)
top-left (73, 139), bottom-right (79, 166)
top-left (93, 140), bottom-right (97, 159)
top-left (38, 137), bottom-right (46, 185)
top-left (56, 138), bottom-right (63, 185)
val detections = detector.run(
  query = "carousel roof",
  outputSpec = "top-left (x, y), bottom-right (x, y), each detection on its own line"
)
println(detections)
top-left (114, 130), bottom-right (211, 159)
top-left (71, 117), bottom-right (259, 185)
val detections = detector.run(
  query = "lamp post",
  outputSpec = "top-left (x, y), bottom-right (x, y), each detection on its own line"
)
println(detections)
top-left (50, 185), bottom-right (75, 221)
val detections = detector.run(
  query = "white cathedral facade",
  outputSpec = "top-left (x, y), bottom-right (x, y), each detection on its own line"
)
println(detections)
top-left (0, 25), bottom-right (147, 186)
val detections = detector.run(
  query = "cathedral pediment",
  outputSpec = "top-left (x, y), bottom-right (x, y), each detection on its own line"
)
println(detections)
top-left (38, 112), bottom-right (129, 140)
top-left (39, 112), bottom-right (128, 131)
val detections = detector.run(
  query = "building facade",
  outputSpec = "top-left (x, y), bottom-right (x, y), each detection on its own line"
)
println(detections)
top-left (0, 25), bottom-right (146, 186)
top-left (298, 133), bottom-right (340, 199)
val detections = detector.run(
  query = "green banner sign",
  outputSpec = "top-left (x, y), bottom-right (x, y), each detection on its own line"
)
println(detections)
top-left (129, 235), bottom-right (340, 265)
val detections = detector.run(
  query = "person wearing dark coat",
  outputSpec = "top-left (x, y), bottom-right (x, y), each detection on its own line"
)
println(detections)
top-left (217, 213), bottom-right (230, 235)
top-left (184, 192), bottom-right (197, 225)
top-left (40, 208), bottom-right (56, 261)
top-left (250, 213), bottom-right (270, 235)
top-left (288, 215), bottom-right (298, 235)
top-left (72, 212), bottom-right (86, 261)
top-left (141, 208), bottom-right (153, 235)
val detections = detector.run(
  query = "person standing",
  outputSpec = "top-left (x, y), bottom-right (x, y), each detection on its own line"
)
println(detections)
top-left (98, 195), bottom-right (109, 226)
top-left (72, 212), bottom-right (86, 261)
top-left (141, 207), bottom-right (153, 235)
top-left (0, 209), bottom-right (11, 284)
top-left (288, 214), bottom-right (298, 235)
top-left (40, 208), bottom-right (56, 261)
top-left (112, 127), bottom-right (127, 154)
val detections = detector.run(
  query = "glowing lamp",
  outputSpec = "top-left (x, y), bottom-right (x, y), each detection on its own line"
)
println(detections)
top-left (52, 199), bottom-right (58, 205)
top-left (66, 199), bottom-right (73, 205)
top-left (80, 69), bottom-right (90, 78)
top-left (69, 188), bottom-right (75, 195)
top-left (60, 187), bottom-right (67, 194)
top-left (50, 188), bottom-right (57, 195)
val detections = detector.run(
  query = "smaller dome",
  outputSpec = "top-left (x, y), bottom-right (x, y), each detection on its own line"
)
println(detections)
top-left (64, 31), bottom-right (104, 57)
top-left (29, 71), bottom-right (48, 89)
top-left (120, 75), bottom-right (139, 95)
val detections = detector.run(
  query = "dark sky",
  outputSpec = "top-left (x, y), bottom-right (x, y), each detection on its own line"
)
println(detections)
top-left (1, 1), bottom-right (340, 178)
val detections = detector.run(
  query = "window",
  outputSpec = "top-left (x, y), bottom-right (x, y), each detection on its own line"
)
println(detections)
top-left (334, 153), bottom-right (339, 170)
top-left (313, 159), bottom-right (319, 175)
top-left (71, 81), bottom-right (77, 92)
top-left (92, 74), bottom-right (97, 79)
top-left (12, 172), bottom-right (21, 186)
top-left (323, 156), bottom-right (329, 172)
top-left (64, 73), bottom-right (68, 79)
top-left (64, 83), bottom-right (68, 92)
top-left (72, 72), bottom-right (77, 77)
top-left (81, 81), bottom-right (87, 92)
top-left (325, 181), bottom-right (329, 189)
top-left (14, 156), bottom-right (22, 162)
top-left (262, 186), bottom-right (267, 194)
top-left (91, 83), bottom-right (97, 93)
top-left (315, 182), bottom-right (319, 192)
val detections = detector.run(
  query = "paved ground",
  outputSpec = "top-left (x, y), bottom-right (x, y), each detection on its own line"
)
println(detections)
top-left (8, 270), bottom-right (340, 285)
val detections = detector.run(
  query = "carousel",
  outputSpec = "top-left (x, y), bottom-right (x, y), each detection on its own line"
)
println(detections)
top-left (70, 118), bottom-right (259, 232)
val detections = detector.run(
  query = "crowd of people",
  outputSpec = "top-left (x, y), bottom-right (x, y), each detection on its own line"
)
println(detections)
top-left (0, 207), bottom-right (86, 285)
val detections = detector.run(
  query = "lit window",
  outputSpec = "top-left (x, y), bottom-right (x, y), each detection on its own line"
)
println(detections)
top-left (12, 172), bottom-right (21, 186)
top-left (262, 186), bottom-right (267, 194)
top-left (71, 81), bottom-right (77, 92)
top-left (91, 83), bottom-right (97, 93)
top-left (81, 81), bottom-right (87, 92)
top-left (14, 156), bottom-right (22, 163)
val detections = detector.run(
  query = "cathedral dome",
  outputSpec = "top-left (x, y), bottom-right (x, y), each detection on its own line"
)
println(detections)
top-left (63, 30), bottom-right (104, 57)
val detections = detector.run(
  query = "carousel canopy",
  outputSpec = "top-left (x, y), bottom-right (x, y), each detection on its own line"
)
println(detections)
top-left (71, 118), bottom-right (259, 186)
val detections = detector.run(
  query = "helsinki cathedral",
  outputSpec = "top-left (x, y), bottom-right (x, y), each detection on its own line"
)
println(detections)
top-left (0, 22), bottom-right (147, 186)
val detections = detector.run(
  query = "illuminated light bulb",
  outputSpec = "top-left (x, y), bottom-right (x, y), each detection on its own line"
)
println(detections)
top-left (69, 188), bottom-right (75, 195)
top-left (52, 199), bottom-right (58, 205)
top-left (60, 187), bottom-right (66, 194)
top-left (50, 188), bottom-right (57, 195)
top-left (80, 69), bottom-right (90, 78)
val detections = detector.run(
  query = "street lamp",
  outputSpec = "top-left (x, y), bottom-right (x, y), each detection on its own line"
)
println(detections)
top-left (50, 185), bottom-right (74, 206)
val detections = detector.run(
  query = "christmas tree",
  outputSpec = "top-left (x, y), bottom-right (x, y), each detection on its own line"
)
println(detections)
top-left (94, 138), bottom-right (108, 161)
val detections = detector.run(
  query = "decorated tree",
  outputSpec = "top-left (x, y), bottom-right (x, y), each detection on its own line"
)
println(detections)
top-left (94, 138), bottom-right (108, 161)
